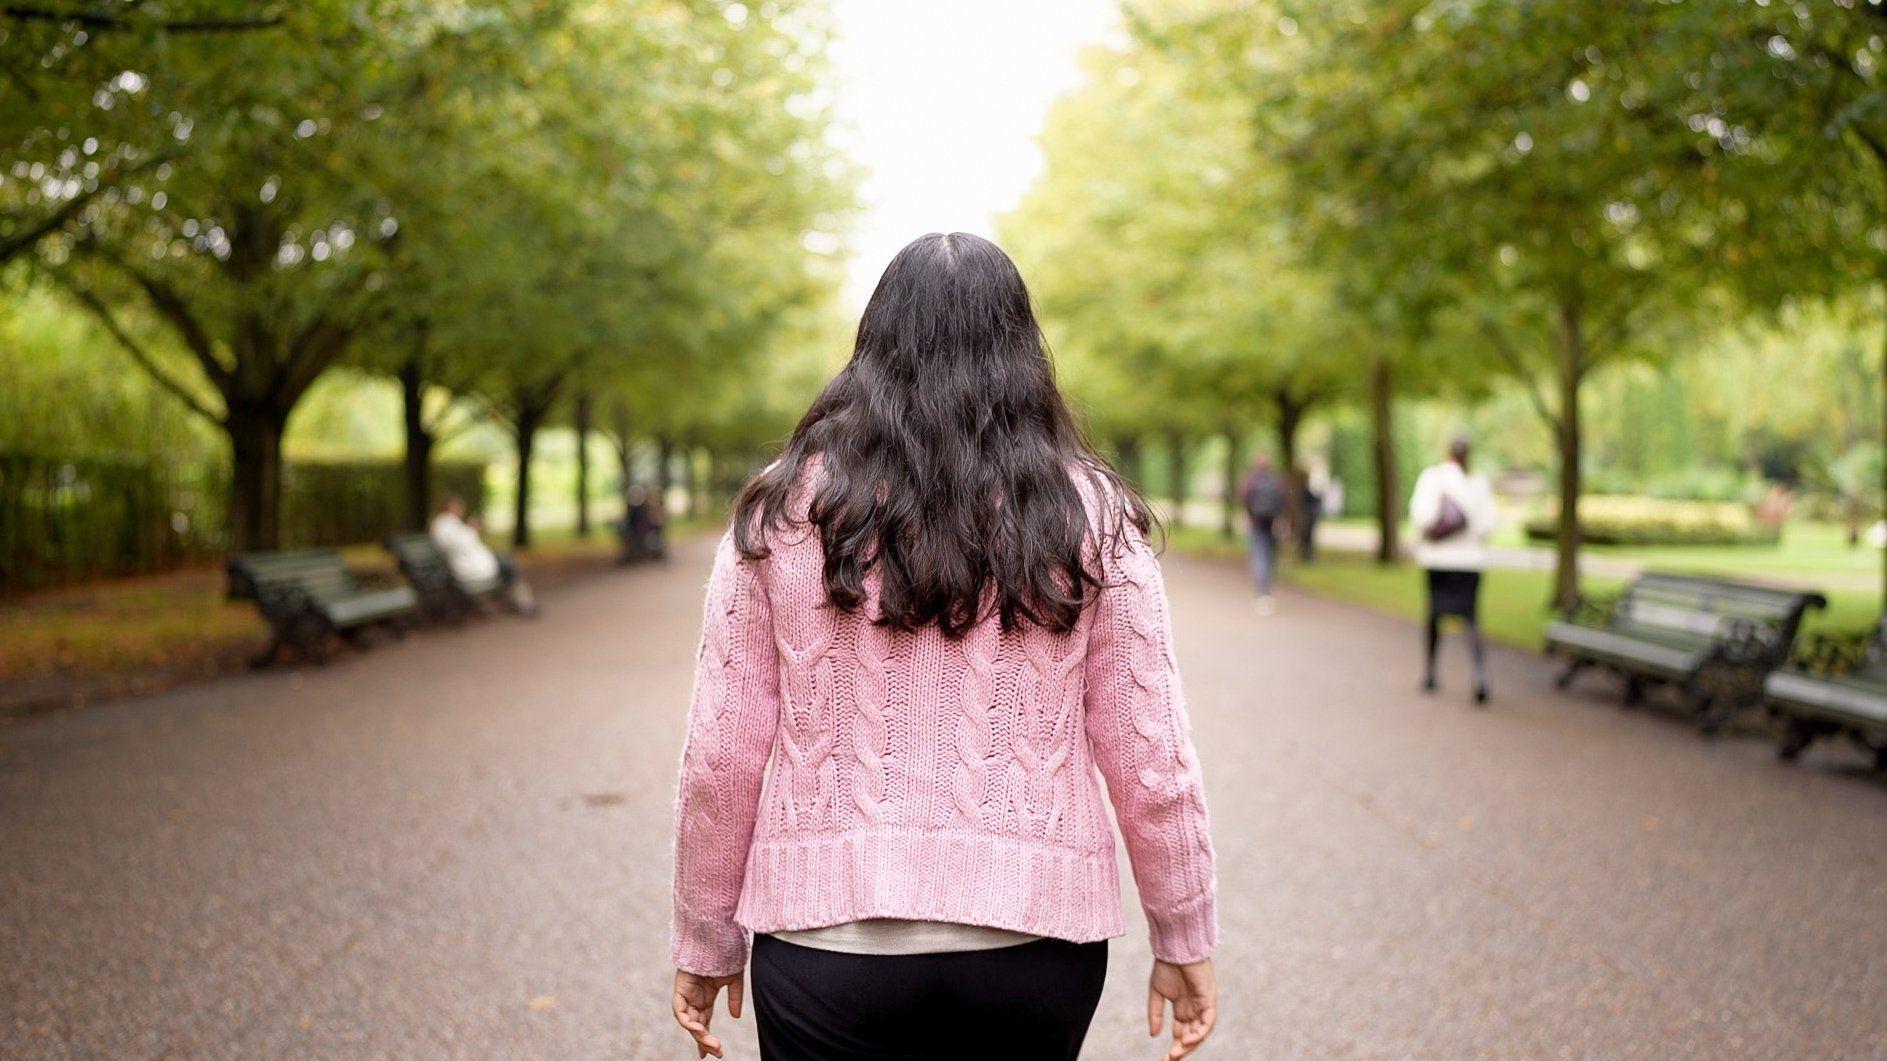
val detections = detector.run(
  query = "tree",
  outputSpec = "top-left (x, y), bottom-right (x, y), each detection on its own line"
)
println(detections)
top-left (1653, 4), bottom-right (1887, 603)
top-left (1275, 0), bottom-right (1731, 606)
top-left (10, 0), bottom-right (851, 552)
top-left (9, 1), bottom-right (544, 549)
top-left (0, 2), bottom-right (287, 265)
top-left (1005, 8), bottom-right (1361, 539)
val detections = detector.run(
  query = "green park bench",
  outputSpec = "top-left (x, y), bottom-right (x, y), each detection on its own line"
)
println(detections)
top-left (1544, 572), bottom-right (1826, 734)
top-left (384, 531), bottom-right (505, 622)
top-left (227, 549), bottom-right (419, 665)
top-left (1767, 622), bottom-right (1887, 770)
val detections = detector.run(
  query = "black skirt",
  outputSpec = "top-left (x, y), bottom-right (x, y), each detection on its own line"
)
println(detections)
top-left (1426, 568), bottom-right (1482, 619)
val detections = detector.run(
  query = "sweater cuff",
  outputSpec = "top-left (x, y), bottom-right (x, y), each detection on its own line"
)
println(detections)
top-left (1145, 891), bottom-right (1217, 965)
top-left (672, 907), bottom-right (750, 978)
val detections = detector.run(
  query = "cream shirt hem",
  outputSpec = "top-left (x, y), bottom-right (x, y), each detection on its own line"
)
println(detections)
top-left (769, 919), bottom-right (1042, 955)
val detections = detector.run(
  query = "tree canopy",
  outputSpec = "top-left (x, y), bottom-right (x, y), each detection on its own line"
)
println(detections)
top-left (2, 0), bottom-right (850, 549)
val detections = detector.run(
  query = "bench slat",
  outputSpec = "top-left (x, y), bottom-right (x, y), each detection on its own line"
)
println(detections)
top-left (1765, 669), bottom-right (1887, 731)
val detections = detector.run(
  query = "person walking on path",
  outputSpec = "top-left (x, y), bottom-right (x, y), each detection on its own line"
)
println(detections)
top-left (1408, 436), bottom-right (1498, 704)
top-left (667, 233), bottom-right (1219, 1061)
top-left (1295, 466), bottom-right (1324, 562)
top-left (1241, 452), bottom-right (1288, 614)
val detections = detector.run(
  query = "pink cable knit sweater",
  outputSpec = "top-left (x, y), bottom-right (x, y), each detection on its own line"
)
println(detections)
top-left (670, 491), bottom-right (1217, 978)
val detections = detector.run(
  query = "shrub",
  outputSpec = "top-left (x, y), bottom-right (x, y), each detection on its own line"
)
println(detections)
top-left (1523, 495), bottom-right (1779, 547)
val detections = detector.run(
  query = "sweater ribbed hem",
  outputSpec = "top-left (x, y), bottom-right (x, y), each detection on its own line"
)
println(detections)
top-left (736, 829), bottom-right (1126, 945)
top-left (1145, 888), bottom-right (1218, 965)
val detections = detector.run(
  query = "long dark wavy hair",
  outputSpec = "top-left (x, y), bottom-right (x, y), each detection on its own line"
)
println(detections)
top-left (731, 232), bottom-right (1154, 637)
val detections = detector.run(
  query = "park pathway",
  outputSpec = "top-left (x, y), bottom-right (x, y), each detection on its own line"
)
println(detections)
top-left (4, 534), bottom-right (1886, 1059)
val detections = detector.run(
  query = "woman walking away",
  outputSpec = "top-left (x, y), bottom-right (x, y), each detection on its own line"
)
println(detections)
top-left (1409, 435), bottom-right (1498, 704)
top-left (1241, 452), bottom-right (1287, 614)
top-left (669, 233), bottom-right (1219, 1061)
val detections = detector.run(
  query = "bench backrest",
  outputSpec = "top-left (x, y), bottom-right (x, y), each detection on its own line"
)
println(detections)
top-left (228, 549), bottom-right (358, 604)
top-left (384, 530), bottom-right (462, 588)
top-left (385, 532), bottom-right (447, 571)
top-left (1616, 572), bottom-right (1824, 645)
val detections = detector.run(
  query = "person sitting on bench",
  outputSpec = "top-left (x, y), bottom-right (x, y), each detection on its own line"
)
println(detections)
top-left (430, 494), bottom-right (537, 616)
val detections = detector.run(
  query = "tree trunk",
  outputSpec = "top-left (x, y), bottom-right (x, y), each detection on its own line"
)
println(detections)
top-left (610, 402), bottom-right (636, 498)
top-left (1165, 431), bottom-right (1189, 529)
top-left (226, 402), bottom-right (288, 552)
top-left (1553, 302), bottom-right (1586, 610)
top-left (1275, 391), bottom-right (1305, 535)
top-left (656, 436), bottom-right (675, 513)
top-left (398, 357), bottom-right (434, 533)
top-left (1220, 427), bottom-right (1242, 540)
top-left (574, 391), bottom-right (593, 538)
top-left (512, 398), bottom-right (545, 551)
top-left (1879, 273), bottom-right (1886, 610)
top-left (686, 449), bottom-right (706, 517)
top-left (1369, 356), bottom-right (1399, 564)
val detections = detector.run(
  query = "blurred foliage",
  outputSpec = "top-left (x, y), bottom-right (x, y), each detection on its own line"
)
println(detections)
top-left (2, 0), bottom-right (852, 552)
top-left (1001, 0), bottom-right (1887, 608)
top-left (0, 280), bottom-right (217, 459)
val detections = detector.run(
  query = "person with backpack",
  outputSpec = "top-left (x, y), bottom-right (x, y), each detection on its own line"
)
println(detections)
top-left (1408, 436), bottom-right (1498, 704)
top-left (1241, 452), bottom-right (1288, 614)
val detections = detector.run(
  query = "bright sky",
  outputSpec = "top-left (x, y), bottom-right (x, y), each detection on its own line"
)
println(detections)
top-left (826, 0), bottom-right (1124, 309)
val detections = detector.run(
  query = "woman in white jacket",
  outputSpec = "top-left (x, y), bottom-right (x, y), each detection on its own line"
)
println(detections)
top-left (1407, 436), bottom-right (1497, 704)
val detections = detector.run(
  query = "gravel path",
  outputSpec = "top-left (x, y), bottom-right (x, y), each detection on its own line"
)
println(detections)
top-left (4, 533), bottom-right (1884, 1059)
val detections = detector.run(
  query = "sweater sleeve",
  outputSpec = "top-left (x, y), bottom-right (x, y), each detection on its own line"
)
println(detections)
top-left (671, 531), bottom-right (782, 977)
top-left (1083, 527), bottom-right (1218, 965)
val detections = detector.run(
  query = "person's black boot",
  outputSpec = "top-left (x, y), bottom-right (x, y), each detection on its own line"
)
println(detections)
top-left (1421, 674), bottom-right (1437, 694)
top-left (1473, 683), bottom-right (1489, 706)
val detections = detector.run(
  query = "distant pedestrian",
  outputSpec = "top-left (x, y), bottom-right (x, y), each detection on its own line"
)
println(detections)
top-left (1296, 467), bottom-right (1323, 562)
top-left (1321, 472), bottom-right (1345, 521)
top-left (617, 483), bottom-right (667, 562)
top-left (1409, 437), bottom-right (1496, 704)
top-left (1241, 453), bottom-right (1287, 614)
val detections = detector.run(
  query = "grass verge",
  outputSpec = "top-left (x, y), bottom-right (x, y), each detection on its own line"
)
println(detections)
top-left (1, 518), bottom-right (714, 716)
top-left (1166, 525), bottom-right (1881, 651)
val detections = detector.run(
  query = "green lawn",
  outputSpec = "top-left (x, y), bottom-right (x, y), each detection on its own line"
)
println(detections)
top-left (1166, 524), bottom-right (1882, 651)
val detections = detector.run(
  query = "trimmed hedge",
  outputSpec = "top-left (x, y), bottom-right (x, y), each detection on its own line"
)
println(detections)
top-left (0, 452), bottom-right (223, 591)
top-left (280, 460), bottom-right (485, 550)
top-left (0, 453), bottom-right (484, 592)
top-left (1523, 494), bottom-right (1779, 547)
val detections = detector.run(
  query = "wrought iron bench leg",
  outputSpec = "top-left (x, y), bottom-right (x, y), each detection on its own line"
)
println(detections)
top-left (250, 627), bottom-right (288, 669)
top-left (1622, 675), bottom-right (1646, 707)
top-left (1554, 658), bottom-right (1588, 690)
top-left (1775, 717), bottom-right (1817, 763)
top-left (293, 614), bottom-right (333, 665)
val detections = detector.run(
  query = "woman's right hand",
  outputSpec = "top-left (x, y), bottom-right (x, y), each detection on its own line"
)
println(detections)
top-left (1147, 958), bottom-right (1217, 1059)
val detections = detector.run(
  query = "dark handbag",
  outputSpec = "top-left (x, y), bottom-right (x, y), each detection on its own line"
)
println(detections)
top-left (1424, 493), bottom-right (1468, 542)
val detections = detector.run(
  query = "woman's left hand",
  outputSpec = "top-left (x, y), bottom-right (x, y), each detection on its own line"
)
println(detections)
top-left (671, 969), bottom-right (744, 1058)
